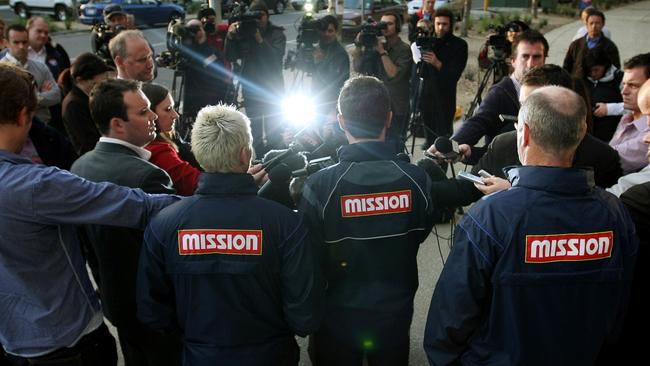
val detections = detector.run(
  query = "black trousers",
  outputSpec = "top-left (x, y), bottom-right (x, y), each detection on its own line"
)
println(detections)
top-left (309, 309), bottom-right (411, 366)
top-left (116, 322), bottom-right (182, 366)
top-left (4, 323), bottom-right (117, 366)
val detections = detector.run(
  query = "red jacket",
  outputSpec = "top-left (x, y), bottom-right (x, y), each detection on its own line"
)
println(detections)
top-left (145, 141), bottom-right (200, 196)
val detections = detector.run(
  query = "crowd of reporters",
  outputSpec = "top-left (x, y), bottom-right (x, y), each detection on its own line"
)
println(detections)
top-left (1, 1), bottom-right (649, 365)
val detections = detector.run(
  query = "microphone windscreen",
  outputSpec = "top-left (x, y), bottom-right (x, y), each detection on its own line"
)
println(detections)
top-left (434, 136), bottom-right (453, 154)
top-left (268, 163), bottom-right (293, 183)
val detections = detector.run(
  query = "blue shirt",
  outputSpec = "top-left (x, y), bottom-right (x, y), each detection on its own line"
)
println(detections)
top-left (0, 150), bottom-right (179, 357)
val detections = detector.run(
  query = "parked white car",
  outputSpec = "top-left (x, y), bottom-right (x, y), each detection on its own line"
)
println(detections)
top-left (9, 0), bottom-right (75, 21)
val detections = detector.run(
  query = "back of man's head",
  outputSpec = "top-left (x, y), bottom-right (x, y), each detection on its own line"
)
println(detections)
top-left (511, 29), bottom-right (549, 58)
top-left (519, 86), bottom-right (586, 154)
top-left (108, 29), bottom-right (146, 62)
top-left (0, 63), bottom-right (37, 125)
top-left (191, 104), bottom-right (253, 173)
top-left (623, 52), bottom-right (650, 78)
top-left (89, 78), bottom-right (141, 135)
top-left (337, 76), bottom-right (391, 139)
top-left (521, 64), bottom-right (572, 89)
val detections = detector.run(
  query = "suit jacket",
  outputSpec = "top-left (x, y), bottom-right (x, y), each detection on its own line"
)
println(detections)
top-left (70, 141), bottom-right (174, 328)
top-left (471, 130), bottom-right (623, 188)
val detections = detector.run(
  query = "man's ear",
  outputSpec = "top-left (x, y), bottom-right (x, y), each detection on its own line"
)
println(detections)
top-left (337, 113), bottom-right (347, 132)
top-left (16, 106), bottom-right (31, 129)
top-left (384, 111), bottom-right (393, 130)
top-left (114, 55), bottom-right (124, 69)
top-left (521, 122), bottom-right (530, 147)
top-left (108, 117), bottom-right (125, 137)
top-left (239, 145), bottom-right (252, 170)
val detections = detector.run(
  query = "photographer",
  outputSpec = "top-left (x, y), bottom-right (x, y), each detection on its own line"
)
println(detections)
top-left (352, 13), bottom-right (412, 142)
top-left (312, 15), bottom-right (350, 115)
top-left (179, 19), bottom-right (231, 119)
top-left (417, 8), bottom-right (467, 145)
top-left (299, 76), bottom-right (434, 365)
top-left (477, 20), bottom-right (528, 83)
top-left (408, 0), bottom-right (435, 42)
top-left (91, 4), bottom-right (129, 65)
top-left (225, 0), bottom-right (286, 156)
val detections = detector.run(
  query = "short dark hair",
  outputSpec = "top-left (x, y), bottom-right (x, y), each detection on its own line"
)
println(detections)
top-left (6, 24), bottom-right (27, 39)
top-left (511, 29), bottom-right (549, 58)
top-left (434, 8), bottom-right (454, 28)
top-left (90, 78), bottom-right (141, 135)
top-left (320, 15), bottom-right (339, 31)
top-left (71, 52), bottom-right (114, 81)
top-left (522, 64), bottom-right (573, 89)
top-left (584, 47), bottom-right (613, 73)
top-left (0, 64), bottom-right (37, 124)
top-left (585, 8), bottom-right (605, 23)
top-left (337, 76), bottom-right (391, 139)
top-left (197, 7), bottom-right (217, 19)
top-left (623, 52), bottom-right (650, 79)
top-left (382, 12), bottom-right (401, 32)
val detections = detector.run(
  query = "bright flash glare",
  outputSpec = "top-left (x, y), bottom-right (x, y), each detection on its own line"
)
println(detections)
top-left (304, 2), bottom-right (314, 11)
top-left (283, 95), bottom-right (316, 126)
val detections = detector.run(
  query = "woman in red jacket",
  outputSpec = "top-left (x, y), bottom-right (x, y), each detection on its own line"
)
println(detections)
top-left (142, 83), bottom-right (201, 195)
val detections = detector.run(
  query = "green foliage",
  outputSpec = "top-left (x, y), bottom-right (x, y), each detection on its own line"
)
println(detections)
top-left (538, 18), bottom-right (548, 29)
top-left (184, 1), bottom-right (204, 14)
top-left (477, 12), bottom-right (530, 34)
top-left (551, 3), bottom-right (578, 17)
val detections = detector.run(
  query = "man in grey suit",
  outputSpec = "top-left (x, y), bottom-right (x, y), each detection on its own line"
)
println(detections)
top-left (71, 79), bottom-right (181, 366)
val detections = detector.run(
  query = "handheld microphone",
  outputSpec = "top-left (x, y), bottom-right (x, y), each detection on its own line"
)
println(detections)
top-left (433, 136), bottom-right (459, 162)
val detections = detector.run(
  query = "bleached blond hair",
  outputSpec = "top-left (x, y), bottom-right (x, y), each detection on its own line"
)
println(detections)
top-left (191, 104), bottom-right (252, 173)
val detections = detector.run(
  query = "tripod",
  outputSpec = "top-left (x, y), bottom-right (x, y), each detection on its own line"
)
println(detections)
top-left (464, 57), bottom-right (508, 120)
top-left (405, 72), bottom-right (436, 154)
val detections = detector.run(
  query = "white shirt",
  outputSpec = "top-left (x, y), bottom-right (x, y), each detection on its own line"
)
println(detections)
top-left (28, 46), bottom-right (47, 65)
top-left (99, 137), bottom-right (152, 160)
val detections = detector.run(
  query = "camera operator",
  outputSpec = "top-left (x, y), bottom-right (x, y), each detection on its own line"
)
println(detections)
top-left (434, 30), bottom-right (548, 163)
top-left (477, 20), bottom-right (528, 82)
top-left (299, 76), bottom-right (435, 365)
top-left (225, 0), bottom-right (286, 156)
top-left (91, 4), bottom-right (129, 65)
top-left (417, 8), bottom-right (467, 146)
top-left (352, 13), bottom-right (412, 142)
top-left (408, 0), bottom-right (435, 42)
top-left (198, 7), bottom-right (233, 83)
top-left (312, 15), bottom-right (350, 115)
top-left (180, 19), bottom-right (231, 119)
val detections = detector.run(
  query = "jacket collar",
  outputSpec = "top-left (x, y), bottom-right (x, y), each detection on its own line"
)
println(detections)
top-left (195, 172), bottom-right (258, 196)
top-left (0, 150), bottom-right (34, 165)
top-left (337, 141), bottom-right (399, 162)
top-left (505, 165), bottom-right (595, 194)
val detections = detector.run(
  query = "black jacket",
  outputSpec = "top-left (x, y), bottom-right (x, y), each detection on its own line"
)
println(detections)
top-left (224, 22), bottom-right (286, 101)
top-left (29, 117), bottom-right (78, 170)
top-left (431, 130), bottom-right (624, 211)
top-left (452, 77), bottom-right (519, 160)
top-left (419, 33), bottom-right (468, 137)
top-left (62, 85), bottom-right (101, 156)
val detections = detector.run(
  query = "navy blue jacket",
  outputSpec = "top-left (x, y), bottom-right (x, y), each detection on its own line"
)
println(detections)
top-left (137, 172), bottom-right (324, 366)
top-left (424, 166), bottom-right (638, 366)
top-left (452, 77), bottom-right (519, 161)
top-left (299, 141), bottom-right (435, 318)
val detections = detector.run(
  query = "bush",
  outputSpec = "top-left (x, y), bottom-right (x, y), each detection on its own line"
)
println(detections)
top-left (551, 3), bottom-right (578, 17)
top-left (477, 12), bottom-right (531, 34)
